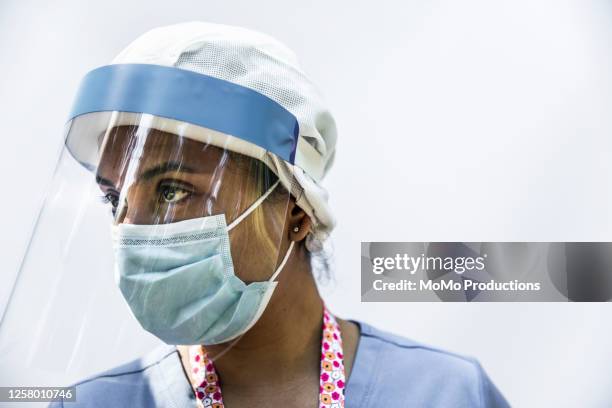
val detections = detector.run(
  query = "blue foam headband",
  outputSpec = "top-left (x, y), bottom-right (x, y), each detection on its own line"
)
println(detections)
top-left (68, 63), bottom-right (299, 163)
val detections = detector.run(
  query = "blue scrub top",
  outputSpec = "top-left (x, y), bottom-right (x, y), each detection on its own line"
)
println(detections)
top-left (50, 321), bottom-right (509, 407)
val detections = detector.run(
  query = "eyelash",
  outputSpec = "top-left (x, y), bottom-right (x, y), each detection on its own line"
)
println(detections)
top-left (99, 192), bottom-right (117, 205)
top-left (97, 181), bottom-right (194, 212)
top-left (98, 192), bottom-right (119, 216)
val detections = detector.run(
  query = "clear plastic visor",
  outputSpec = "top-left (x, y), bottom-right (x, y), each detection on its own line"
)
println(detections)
top-left (0, 111), bottom-right (292, 388)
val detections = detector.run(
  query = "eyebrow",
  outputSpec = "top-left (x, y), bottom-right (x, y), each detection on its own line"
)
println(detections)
top-left (95, 161), bottom-right (197, 189)
top-left (139, 161), bottom-right (197, 180)
top-left (95, 174), bottom-right (116, 188)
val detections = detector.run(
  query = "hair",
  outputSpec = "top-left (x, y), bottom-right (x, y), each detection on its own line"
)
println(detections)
top-left (232, 152), bottom-right (333, 282)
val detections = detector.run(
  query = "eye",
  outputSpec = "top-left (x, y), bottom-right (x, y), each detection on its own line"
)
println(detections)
top-left (99, 192), bottom-right (120, 216)
top-left (99, 192), bottom-right (119, 208)
top-left (159, 184), bottom-right (191, 203)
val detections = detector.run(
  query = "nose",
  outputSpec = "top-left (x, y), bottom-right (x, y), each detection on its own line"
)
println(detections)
top-left (114, 185), bottom-right (153, 225)
top-left (119, 201), bottom-right (153, 225)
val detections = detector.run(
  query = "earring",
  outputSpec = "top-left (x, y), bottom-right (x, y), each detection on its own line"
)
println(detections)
top-left (293, 226), bottom-right (300, 233)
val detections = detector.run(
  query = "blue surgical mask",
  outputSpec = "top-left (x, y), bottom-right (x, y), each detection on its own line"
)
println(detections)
top-left (111, 180), bottom-right (294, 345)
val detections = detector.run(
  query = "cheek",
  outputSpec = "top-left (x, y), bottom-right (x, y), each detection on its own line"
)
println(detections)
top-left (228, 214), bottom-right (284, 282)
top-left (172, 192), bottom-right (215, 220)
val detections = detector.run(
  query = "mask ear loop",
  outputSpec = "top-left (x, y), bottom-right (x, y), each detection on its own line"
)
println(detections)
top-left (269, 241), bottom-right (294, 282)
top-left (227, 180), bottom-right (280, 231)
top-left (204, 240), bottom-right (295, 364)
top-left (205, 180), bottom-right (295, 363)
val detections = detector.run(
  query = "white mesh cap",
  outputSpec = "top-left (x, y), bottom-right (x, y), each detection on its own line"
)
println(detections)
top-left (111, 21), bottom-right (337, 250)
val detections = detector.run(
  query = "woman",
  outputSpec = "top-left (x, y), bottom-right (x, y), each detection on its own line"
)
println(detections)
top-left (49, 22), bottom-right (508, 407)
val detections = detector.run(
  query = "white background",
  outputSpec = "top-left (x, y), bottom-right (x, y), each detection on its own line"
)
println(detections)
top-left (1, 0), bottom-right (612, 406)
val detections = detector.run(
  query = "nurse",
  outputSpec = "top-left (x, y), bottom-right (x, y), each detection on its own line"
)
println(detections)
top-left (41, 22), bottom-right (509, 407)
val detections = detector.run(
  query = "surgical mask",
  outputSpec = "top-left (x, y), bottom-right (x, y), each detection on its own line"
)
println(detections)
top-left (111, 180), bottom-right (294, 345)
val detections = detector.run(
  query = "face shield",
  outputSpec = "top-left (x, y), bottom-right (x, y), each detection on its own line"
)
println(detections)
top-left (0, 64), bottom-right (298, 387)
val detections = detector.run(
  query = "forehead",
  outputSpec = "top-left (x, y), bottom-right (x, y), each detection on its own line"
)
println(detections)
top-left (100, 125), bottom-right (226, 164)
top-left (96, 126), bottom-right (248, 183)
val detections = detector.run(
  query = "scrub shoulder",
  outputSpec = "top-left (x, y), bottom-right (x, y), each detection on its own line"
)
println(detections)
top-left (49, 323), bottom-right (510, 408)
top-left (348, 321), bottom-right (510, 408)
top-left (47, 345), bottom-right (196, 408)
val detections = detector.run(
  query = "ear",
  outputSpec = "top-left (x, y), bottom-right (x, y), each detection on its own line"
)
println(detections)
top-left (288, 201), bottom-right (312, 242)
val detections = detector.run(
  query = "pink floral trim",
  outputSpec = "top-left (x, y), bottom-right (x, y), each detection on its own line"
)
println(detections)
top-left (319, 307), bottom-right (346, 408)
top-left (188, 345), bottom-right (224, 408)
top-left (188, 305), bottom-right (345, 408)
